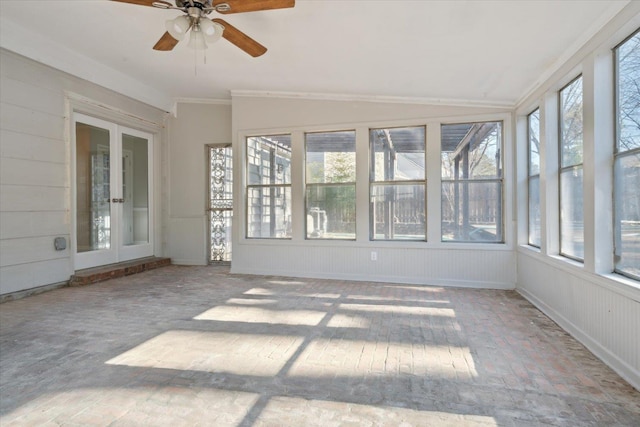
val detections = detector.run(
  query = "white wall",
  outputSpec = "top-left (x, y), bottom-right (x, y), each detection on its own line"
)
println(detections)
top-left (515, 3), bottom-right (640, 390)
top-left (230, 95), bottom-right (517, 288)
top-left (0, 49), bottom-right (166, 296)
top-left (166, 102), bottom-right (232, 265)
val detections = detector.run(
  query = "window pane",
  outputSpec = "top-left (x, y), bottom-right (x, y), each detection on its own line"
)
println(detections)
top-left (441, 181), bottom-right (502, 242)
top-left (370, 126), bottom-right (425, 181)
top-left (306, 185), bottom-right (355, 239)
top-left (614, 153), bottom-right (640, 279)
top-left (247, 135), bottom-right (291, 185)
top-left (528, 176), bottom-right (541, 247)
top-left (560, 167), bottom-right (584, 260)
top-left (75, 122), bottom-right (111, 252)
top-left (247, 187), bottom-right (291, 238)
top-left (371, 184), bottom-right (425, 240)
top-left (306, 131), bottom-right (356, 184)
top-left (441, 122), bottom-right (502, 179)
top-left (560, 77), bottom-right (583, 167)
top-left (528, 109), bottom-right (540, 176)
top-left (617, 31), bottom-right (640, 152)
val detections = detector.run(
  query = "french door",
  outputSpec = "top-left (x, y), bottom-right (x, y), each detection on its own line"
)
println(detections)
top-left (73, 113), bottom-right (154, 270)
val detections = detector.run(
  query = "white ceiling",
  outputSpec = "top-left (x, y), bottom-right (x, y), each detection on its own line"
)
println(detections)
top-left (0, 0), bottom-right (630, 110)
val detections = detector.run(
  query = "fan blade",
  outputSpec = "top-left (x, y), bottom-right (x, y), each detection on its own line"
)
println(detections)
top-left (214, 0), bottom-right (294, 14)
top-left (110, 0), bottom-right (162, 6)
top-left (213, 19), bottom-right (267, 57)
top-left (153, 32), bottom-right (179, 51)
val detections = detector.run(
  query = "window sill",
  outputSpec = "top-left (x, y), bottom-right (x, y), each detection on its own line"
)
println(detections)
top-left (239, 238), bottom-right (513, 251)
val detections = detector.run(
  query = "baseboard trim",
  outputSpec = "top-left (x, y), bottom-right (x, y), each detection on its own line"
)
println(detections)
top-left (518, 287), bottom-right (640, 392)
top-left (0, 281), bottom-right (69, 303)
top-left (229, 266), bottom-right (514, 290)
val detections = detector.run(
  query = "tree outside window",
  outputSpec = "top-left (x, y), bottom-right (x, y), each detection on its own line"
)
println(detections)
top-left (305, 131), bottom-right (356, 240)
top-left (441, 122), bottom-right (503, 243)
top-left (614, 30), bottom-right (640, 279)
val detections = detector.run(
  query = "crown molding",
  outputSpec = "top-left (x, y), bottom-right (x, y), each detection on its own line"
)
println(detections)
top-left (230, 90), bottom-right (515, 110)
top-left (174, 97), bottom-right (232, 106)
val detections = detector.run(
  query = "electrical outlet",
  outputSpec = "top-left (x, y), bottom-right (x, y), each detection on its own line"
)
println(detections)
top-left (371, 251), bottom-right (377, 261)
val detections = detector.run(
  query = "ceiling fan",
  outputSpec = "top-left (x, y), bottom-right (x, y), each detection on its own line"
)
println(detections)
top-left (111, 0), bottom-right (295, 57)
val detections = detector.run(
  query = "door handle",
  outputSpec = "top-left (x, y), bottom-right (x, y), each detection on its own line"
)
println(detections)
top-left (111, 198), bottom-right (125, 203)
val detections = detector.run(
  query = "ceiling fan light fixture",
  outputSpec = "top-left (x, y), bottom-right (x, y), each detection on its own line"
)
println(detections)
top-left (188, 25), bottom-right (208, 50)
top-left (199, 19), bottom-right (224, 44)
top-left (165, 15), bottom-right (191, 40)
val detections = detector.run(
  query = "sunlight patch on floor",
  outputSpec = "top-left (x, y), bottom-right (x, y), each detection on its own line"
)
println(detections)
top-left (106, 330), bottom-right (304, 376)
top-left (325, 313), bottom-right (371, 328)
top-left (244, 288), bottom-right (274, 296)
top-left (339, 303), bottom-right (456, 317)
top-left (226, 298), bottom-right (278, 305)
top-left (268, 280), bottom-right (308, 285)
top-left (287, 340), bottom-right (478, 378)
top-left (346, 293), bottom-right (451, 304)
top-left (3, 387), bottom-right (260, 426)
top-left (194, 305), bottom-right (327, 326)
top-left (299, 293), bottom-right (342, 299)
top-left (255, 396), bottom-right (497, 426)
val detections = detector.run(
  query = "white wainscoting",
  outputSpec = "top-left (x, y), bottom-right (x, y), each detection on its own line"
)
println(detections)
top-left (517, 248), bottom-right (640, 390)
top-left (232, 242), bottom-right (516, 289)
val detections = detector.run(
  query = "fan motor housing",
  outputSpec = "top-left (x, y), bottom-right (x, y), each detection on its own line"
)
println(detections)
top-left (176, 0), bottom-right (212, 8)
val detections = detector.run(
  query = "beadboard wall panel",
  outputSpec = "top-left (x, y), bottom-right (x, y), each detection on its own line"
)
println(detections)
top-left (517, 250), bottom-right (640, 390)
top-left (233, 243), bottom-right (515, 289)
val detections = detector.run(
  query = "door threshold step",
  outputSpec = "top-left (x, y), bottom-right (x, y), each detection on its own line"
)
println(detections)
top-left (70, 257), bottom-right (171, 286)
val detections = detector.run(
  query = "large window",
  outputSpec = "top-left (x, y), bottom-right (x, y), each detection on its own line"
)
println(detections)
top-left (441, 122), bottom-right (503, 242)
top-left (370, 126), bottom-right (426, 240)
top-left (305, 131), bottom-right (356, 240)
top-left (246, 135), bottom-right (292, 238)
top-left (528, 109), bottom-right (541, 247)
top-left (559, 76), bottom-right (584, 261)
top-left (614, 30), bottom-right (640, 280)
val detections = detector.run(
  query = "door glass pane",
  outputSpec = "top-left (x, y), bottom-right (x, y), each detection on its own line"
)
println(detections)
top-left (209, 146), bottom-right (233, 262)
top-left (76, 122), bottom-right (111, 252)
top-left (122, 134), bottom-right (149, 246)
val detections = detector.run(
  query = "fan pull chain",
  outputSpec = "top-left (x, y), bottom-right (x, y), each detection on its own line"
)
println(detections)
top-left (194, 47), bottom-right (198, 76)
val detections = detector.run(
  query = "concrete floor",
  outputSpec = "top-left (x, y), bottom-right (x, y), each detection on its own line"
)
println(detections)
top-left (0, 265), bottom-right (638, 426)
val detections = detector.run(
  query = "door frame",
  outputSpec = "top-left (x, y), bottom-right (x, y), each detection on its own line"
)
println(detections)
top-left (71, 112), bottom-right (155, 270)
